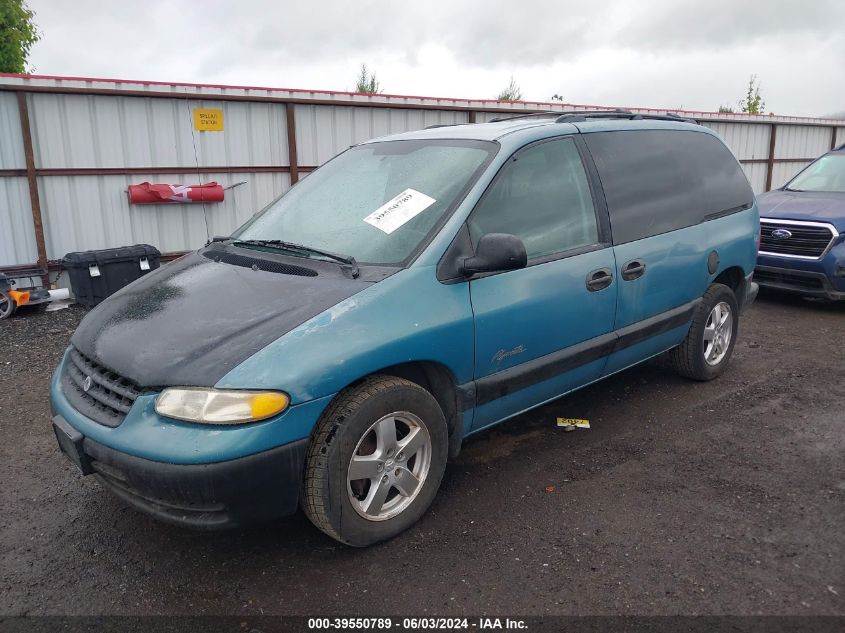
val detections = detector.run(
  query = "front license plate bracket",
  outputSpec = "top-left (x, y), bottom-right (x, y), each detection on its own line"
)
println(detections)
top-left (52, 415), bottom-right (94, 475)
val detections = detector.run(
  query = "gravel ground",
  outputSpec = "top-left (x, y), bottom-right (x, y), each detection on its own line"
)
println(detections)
top-left (0, 292), bottom-right (843, 617)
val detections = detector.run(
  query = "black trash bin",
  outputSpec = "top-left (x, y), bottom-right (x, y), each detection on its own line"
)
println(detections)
top-left (63, 244), bottom-right (161, 308)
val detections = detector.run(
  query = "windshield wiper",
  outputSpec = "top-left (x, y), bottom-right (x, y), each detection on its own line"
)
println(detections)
top-left (232, 239), bottom-right (359, 278)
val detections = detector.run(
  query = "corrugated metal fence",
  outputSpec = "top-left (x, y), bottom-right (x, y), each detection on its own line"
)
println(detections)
top-left (1, 73), bottom-right (844, 285)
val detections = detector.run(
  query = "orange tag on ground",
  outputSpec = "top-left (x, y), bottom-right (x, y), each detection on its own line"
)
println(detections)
top-left (557, 417), bottom-right (590, 428)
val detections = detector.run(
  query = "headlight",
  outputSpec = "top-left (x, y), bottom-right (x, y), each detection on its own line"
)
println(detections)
top-left (155, 388), bottom-right (289, 424)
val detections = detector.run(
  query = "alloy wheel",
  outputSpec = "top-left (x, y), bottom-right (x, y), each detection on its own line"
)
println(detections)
top-left (703, 301), bottom-right (733, 366)
top-left (347, 411), bottom-right (432, 521)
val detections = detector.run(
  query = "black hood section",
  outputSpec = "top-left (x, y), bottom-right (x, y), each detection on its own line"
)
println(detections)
top-left (71, 247), bottom-right (370, 388)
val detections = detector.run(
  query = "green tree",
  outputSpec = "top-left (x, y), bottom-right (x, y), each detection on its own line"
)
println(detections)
top-left (550, 94), bottom-right (565, 102)
top-left (0, 0), bottom-right (39, 73)
top-left (496, 76), bottom-right (522, 101)
top-left (739, 74), bottom-right (765, 114)
top-left (354, 63), bottom-right (381, 94)
top-left (718, 104), bottom-right (735, 113)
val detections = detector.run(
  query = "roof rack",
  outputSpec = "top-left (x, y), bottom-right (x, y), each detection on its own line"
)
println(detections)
top-left (424, 123), bottom-right (462, 129)
top-left (554, 110), bottom-right (697, 124)
top-left (487, 112), bottom-right (560, 123)
top-left (488, 109), bottom-right (697, 125)
top-left (552, 109), bottom-right (633, 121)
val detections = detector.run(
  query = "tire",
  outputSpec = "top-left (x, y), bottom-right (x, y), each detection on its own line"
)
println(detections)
top-left (301, 375), bottom-right (448, 547)
top-left (668, 283), bottom-right (739, 381)
top-left (0, 291), bottom-right (16, 320)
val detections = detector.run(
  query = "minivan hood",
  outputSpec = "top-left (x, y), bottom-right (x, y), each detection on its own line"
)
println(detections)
top-left (70, 248), bottom-right (370, 388)
top-left (757, 189), bottom-right (845, 231)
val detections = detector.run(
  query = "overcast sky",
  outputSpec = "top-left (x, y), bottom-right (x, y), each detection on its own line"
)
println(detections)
top-left (24, 0), bottom-right (845, 118)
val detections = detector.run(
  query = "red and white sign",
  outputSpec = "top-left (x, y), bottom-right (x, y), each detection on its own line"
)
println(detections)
top-left (128, 182), bottom-right (225, 204)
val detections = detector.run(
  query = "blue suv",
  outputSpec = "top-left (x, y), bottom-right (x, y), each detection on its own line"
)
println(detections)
top-left (51, 112), bottom-right (759, 546)
top-left (755, 144), bottom-right (845, 300)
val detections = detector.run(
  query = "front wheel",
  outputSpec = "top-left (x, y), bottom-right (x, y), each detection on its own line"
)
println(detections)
top-left (301, 376), bottom-right (448, 547)
top-left (668, 283), bottom-right (739, 381)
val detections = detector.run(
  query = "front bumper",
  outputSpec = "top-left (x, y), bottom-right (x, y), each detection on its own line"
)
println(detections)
top-left (754, 264), bottom-right (845, 301)
top-left (755, 239), bottom-right (845, 301)
top-left (50, 348), bottom-right (336, 529)
top-left (53, 413), bottom-right (308, 529)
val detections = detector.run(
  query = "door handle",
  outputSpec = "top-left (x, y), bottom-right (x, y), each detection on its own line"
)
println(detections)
top-left (621, 259), bottom-right (646, 281)
top-left (586, 267), bottom-right (613, 292)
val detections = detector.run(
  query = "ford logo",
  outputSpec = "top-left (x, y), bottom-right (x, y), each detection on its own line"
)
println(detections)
top-left (771, 228), bottom-right (792, 240)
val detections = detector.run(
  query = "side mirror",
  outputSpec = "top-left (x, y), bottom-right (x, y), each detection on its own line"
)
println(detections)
top-left (461, 233), bottom-right (527, 276)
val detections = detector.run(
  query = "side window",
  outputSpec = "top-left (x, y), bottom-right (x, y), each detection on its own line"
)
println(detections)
top-left (585, 129), bottom-right (754, 245)
top-left (468, 138), bottom-right (599, 260)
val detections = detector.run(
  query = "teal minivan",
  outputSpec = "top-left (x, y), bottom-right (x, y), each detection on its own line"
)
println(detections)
top-left (51, 111), bottom-right (759, 546)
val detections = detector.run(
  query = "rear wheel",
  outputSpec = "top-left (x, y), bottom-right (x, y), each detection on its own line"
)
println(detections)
top-left (301, 375), bottom-right (448, 547)
top-left (668, 283), bottom-right (739, 381)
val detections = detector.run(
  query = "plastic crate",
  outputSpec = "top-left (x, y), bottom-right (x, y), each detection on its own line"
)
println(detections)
top-left (63, 244), bottom-right (161, 308)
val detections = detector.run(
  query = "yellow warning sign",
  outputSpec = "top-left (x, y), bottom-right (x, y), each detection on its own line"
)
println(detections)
top-left (193, 108), bottom-right (224, 131)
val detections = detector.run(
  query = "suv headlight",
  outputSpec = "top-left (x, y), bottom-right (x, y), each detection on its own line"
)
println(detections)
top-left (155, 388), bottom-right (289, 424)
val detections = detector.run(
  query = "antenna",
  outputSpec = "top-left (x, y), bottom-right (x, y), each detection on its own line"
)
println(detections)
top-left (184, 88), bottom-right (211, 242)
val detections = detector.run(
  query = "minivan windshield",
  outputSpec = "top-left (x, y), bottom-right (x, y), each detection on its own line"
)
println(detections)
top-left (233, 139), bottom-right (497, 265)
top-left (786, 154), bottom-right (845, 193)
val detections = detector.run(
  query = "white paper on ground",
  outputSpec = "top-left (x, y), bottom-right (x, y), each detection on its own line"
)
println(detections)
top-left (45, 299), bottom-right (74, 312)
top-left (363, 188), bottom-right (436, 235)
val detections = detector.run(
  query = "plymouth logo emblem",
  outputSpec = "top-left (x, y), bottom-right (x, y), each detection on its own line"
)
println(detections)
top-left (770, 228), bottom-right (792, 240)
top-left (82, 376), bottom-right (93, 392)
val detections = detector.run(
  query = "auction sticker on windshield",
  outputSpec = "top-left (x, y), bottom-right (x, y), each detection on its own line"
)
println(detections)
top-left (364, 188), bottom-right (436, 234)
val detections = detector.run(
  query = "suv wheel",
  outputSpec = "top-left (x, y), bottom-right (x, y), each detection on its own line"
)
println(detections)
top-left (301, 375), bottom-right (448, 547)
top-left (668, 283), bottom-right (739, 381)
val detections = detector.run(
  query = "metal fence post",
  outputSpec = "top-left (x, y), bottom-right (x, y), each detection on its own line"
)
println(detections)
top-left (286, 104), bottom-right (299, 185)
top-left (16, 92), bottom-right (49, 286)
top-left (765, 123), bottom-right (777, 192)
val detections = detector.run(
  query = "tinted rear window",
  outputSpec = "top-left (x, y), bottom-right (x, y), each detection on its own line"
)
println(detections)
top-left (584, 129), bottom-right (753, 244)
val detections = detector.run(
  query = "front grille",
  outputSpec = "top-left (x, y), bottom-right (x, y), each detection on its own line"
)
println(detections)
top-left (61, 347), bottom-right (142, 427)
top-left (759, 220), bottom-right (836, 259)
top-left (754, 269), bottom-right (825, 290)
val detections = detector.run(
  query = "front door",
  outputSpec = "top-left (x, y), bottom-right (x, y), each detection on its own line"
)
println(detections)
top-left (467, 137), bottom-right (617, 431)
